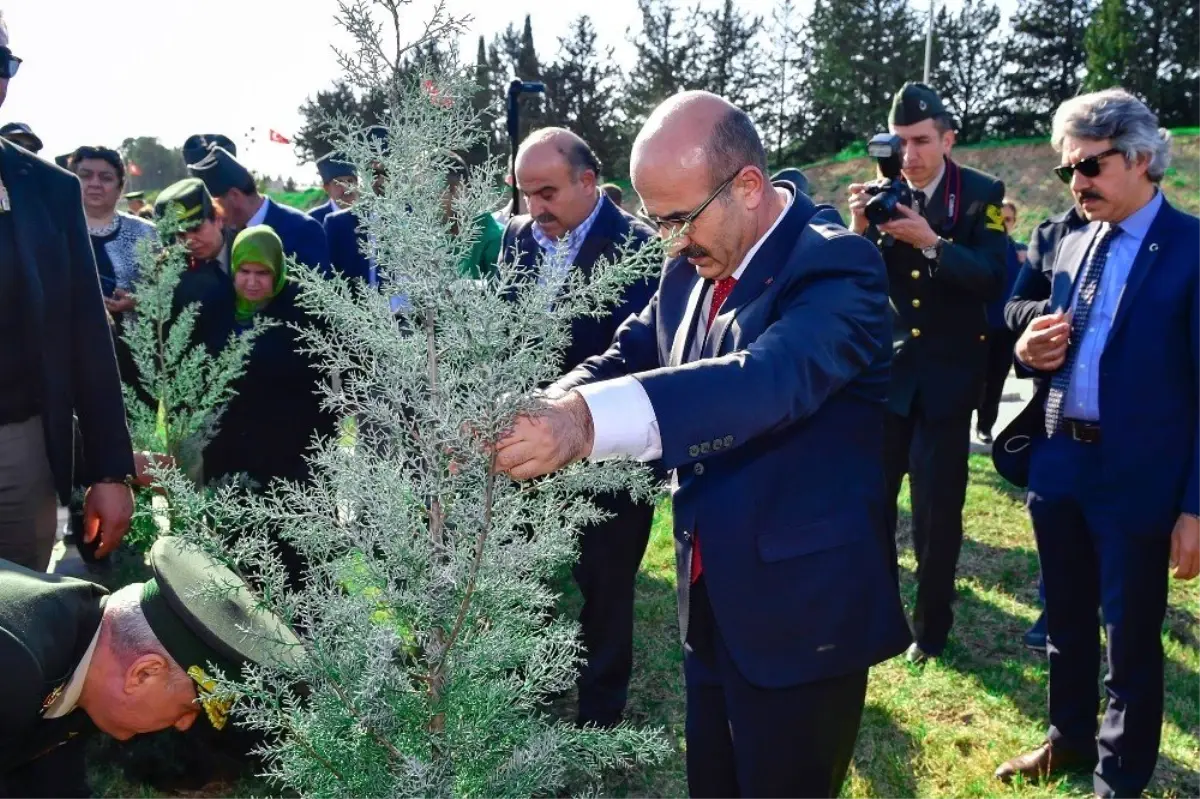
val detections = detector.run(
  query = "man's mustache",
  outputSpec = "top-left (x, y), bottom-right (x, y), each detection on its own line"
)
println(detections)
top-left (1077, 189), bottom-right (1105, 202)
top-left (535, 213), bottom-right (558, 226)
top-left (678, 243), bottom-right (710, 260)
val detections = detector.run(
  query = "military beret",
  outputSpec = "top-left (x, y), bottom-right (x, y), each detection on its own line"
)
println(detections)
top-left (316, 151), bottom-right (356, 184)
top-left (889, 82), bottom-right (949, 127)
top-left (188, 146), bottom-right (254, 198)
top-left (140, 537), bottom-right (304, 729)
top-left (182, 133), bottom-right (237, 166)
top-left (0, 122), bottom-right (43, 153)
top-left (154, 177), bottom-right (213, 231)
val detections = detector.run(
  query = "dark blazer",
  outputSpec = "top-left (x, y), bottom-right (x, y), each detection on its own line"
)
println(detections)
top-left (553, 185), bottom-right (910, 688)
top-left (308, 198), bottom-right (338, 226)
top-left (867, 162), bottom-right (1008, 420)
top-left (323, 208), bottom-right (371, 283)
top-left (501, 195), bottom-right (658, 375)
top-left (0, 140), bottom-right (134, 500)
top-left (262, 199), bottom-right (331, 277)
top-left (1004, 205), bottom-right (1088, 335)
top-left (0, 559), bottom-right (105, 775)
top-left (994, 197), bottom-right (1198, 531)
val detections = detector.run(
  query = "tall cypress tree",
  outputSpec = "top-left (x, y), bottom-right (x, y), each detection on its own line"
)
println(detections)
top-left (1083, 0), bottom-right (1133, 92)
top-left (693, 0), bottom-right (768, 127)
top-left (931, 0), bottom-right (1005, 143)
top-left (1001, 0), bottom-right (1093, 137)
top-left (515, 14), bottom-right (545, 141)
top-left (624, 0), bottom-right (701, 127)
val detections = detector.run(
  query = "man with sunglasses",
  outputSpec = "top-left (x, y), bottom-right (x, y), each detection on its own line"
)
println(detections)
top-left (0, 11), bottom-right (135, 575)
top-left (993, 89), bottom-right (1198, 797)
top-left (495, 91), bottom-right (909, 797)
top-left (499, 127), bottom-right (659, 730)
top-left (846, 82), bottom-right (1008, 665)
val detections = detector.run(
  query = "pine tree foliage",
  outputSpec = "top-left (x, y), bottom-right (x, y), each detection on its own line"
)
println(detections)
top-left (623, 0), bottom-right (701, 127)
top-left (1000, 0), bottom-right (1093, 137)
top-left (120, 212), bottom-right (263, 476)
top-left (931, 0), bottom-right (1006, 143)
top-left (764, 0), bottom-right (806, 165)
top-left (161, 1), bottom-right (670, 795)
top-left (693, 0), bottom-right (768, 127)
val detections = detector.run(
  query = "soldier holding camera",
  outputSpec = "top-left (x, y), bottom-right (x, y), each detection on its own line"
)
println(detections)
top-left (847, 82), bottom-right (1008, 663)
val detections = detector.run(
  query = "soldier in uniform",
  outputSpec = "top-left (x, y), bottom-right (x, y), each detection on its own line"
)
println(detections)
top-left (181, 133), bottom-right (237, 167)
top-left (0, 536), bottom-right (303, 798)
top-left (847, 82), bottom-right (1007, 663)
top-left (310, 151), bottom-right (357, 225)
top-left (123, 190), bottom-right (147, 216)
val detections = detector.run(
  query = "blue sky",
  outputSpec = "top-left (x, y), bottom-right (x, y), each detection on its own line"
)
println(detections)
top-left (2, 0), bottom-right (1013, 184)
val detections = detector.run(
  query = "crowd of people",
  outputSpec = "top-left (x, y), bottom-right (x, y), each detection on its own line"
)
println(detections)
top-left (0, 4), bottom-right (1196, 797)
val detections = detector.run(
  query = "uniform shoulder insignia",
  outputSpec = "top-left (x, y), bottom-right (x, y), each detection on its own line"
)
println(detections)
top-left (809, 221), bottom-right (848, 241)
top-left (984, 204), bottom-right (1006, 232)
top-left (41, 683), bottom-right (65, 714)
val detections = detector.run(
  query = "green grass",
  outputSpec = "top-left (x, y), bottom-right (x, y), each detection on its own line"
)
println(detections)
top-left (89, 455), bottom-right (1197, 797)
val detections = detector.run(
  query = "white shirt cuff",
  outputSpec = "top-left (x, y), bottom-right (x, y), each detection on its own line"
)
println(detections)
top-left (576, 376), bottom-right (662, 462)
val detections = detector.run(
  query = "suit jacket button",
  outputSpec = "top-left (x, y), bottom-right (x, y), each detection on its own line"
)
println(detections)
top-left (911, 269), bottom-right (920, 279)
top-left (682, 530), bottom-right (692, 542)
top-left (712, 438), bottom-right (723, 451)
top-left (693, 463), bottom-right (705, 476)
top-left (911, 328), bottom-right (921, 337)
top-left (688, 445), bottom-right (700, 458)
top-left (979, 333), bottom-right (987, 341)
top-left (723, 435), bottom-right (733, 447)
top-left (700, 441), bottom-right (711, 454)
top-left (911, 298), bottom-right (921, 308)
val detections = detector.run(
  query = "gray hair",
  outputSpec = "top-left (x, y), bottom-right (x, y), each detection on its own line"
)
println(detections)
top-left (708, 108), bottom-right (767, 189)
top-left (1051, 88), bottom-right (1172, 183)
top-left (0, 11), bottom-right (8, 48)
top-left (104, 583), bottom-right (172, 669)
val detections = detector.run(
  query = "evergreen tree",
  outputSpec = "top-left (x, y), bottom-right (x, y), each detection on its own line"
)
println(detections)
top-left (803, 0), bottom-right (924, 161)
top-left (624, 0), bottom-right (701, 127)
top-left (931, 0), bottom-right (1006, 143)
top-left (1083, 0), bottom-right (1133, 92)
top-left (693, 0), bottom-right (768, 127)
top-left (467, 36), bottom-right (498, 166)
top-left (295, 81), bottom-right (386, 163)
top-left (162, 1), bottom-right (671, 794)
top-left (543, 16), bottom-right (627, 178)
top-left (514, 14), bottom-right (545, 142)
top-left (1000, 0), bottom-right (1093, 137)
top-left (764, 0), bottom-right (806, 165)
top-left (118, 137), bottom-right (189, 192)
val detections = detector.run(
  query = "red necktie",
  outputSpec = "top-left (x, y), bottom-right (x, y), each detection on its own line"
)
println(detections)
top-left (692, 277), bottom-right (737, 584)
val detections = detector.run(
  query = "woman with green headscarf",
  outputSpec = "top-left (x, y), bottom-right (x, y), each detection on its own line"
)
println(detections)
top-left (204, 225), bottom-right (337, 585)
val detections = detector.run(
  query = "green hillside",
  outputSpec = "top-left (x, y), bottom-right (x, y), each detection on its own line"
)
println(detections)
top-left (799, 133), bottom-right (1200, 244)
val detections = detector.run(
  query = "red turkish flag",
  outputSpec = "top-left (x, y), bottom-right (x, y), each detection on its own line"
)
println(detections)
top-left (269, 129), bottom-right (290, 144)
top-left (127, 161), bottom-right (143, 177)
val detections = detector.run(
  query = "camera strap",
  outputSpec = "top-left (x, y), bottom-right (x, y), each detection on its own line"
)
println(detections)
top-left (938, 157), bottom-right (963, 234)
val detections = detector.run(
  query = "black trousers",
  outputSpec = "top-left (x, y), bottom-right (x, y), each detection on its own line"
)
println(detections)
top-left (684, 579), bottom-right (868, 798)
top-left (883, 403), bottom-right (972, 653)
top-left (1029, 434), bottom-right (1170, 798)
top-left (572, 490), bottom-right (655, 727)
top-left (976, 328), bottom-right (1016, 435)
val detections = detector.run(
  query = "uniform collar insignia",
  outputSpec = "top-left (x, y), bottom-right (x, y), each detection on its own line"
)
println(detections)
top-left (41, 683), bottom-right (65, 715)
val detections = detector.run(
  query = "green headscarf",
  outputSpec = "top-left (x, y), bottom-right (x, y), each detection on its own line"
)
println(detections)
top-left (231, 225), bottom-right (287, 324)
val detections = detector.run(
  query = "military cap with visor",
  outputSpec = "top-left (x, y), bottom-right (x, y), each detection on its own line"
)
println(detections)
top-left (154, 177), bottom-right (214, 232)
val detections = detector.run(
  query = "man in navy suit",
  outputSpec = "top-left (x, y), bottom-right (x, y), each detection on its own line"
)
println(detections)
top-left (993, 89), bottom-right (1198, 798)
top-left (310, 151), bottom-right (357, 226)
top-left (495, 92), bottom-right (909, 797)
top-left (501, 128), bottom-right (658, 729)
top-left (188, 146), bottom-right (330, 276)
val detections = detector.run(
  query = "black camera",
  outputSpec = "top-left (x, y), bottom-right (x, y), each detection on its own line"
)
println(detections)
top-left (862, 133), bottom-right (913, 225)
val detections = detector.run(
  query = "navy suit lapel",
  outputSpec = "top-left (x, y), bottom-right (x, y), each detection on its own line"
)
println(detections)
top-left (670, 273), bottom-right (705, 367)
top-left (1107, 200), bottom-right (1172, 344)
top-left (1050, 223), bottom-right (1100, 312)
top-left (0, 143), bottom-right (45, 332)
top-left (707, 185), bottom-right (812, 356)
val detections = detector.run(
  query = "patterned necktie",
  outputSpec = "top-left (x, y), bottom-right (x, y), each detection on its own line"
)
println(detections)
top-left (692, 276), bottom-right (738, 585)
top-left (1044, 224), bottom-right (1119, 436)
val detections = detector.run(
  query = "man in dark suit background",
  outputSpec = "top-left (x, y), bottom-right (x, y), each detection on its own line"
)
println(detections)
top-left (0, 12), bottom-right (134, 571)
top-left (500, 127), bottom-right (658, 729)
top-left (846, 82), bottom-right (1008, 663)
top-left (495, 92), bottom-right (909, 797)
top-left (993, 89), bottom-right (1198, 798)
top-left (188, 146), bottom-right (330, 276)
top-left (310, 151), bottom-right (357, 226)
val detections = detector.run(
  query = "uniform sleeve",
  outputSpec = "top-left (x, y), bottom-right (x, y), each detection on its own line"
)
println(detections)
top-left (934, 177), bottom-right (1008, 301)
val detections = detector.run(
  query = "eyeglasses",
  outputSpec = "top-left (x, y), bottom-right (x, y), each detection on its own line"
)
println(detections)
top-left (0, 47), bottom-right (21, 79)
top-left (639, 167), bottom-right (744, 232)
top-left (1053, 148), bottom-right (1122, 184)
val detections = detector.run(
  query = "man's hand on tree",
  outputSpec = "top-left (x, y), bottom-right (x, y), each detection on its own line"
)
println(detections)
top-left (494, 391), bottom-right (595, 480)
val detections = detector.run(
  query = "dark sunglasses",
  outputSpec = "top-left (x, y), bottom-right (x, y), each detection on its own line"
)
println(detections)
top-left (1053, 147), bottom-right (1122, 184)
top-left (639, 167), bottom-right (745, 232)
top-left (0, 47), bottom-right (21, 79)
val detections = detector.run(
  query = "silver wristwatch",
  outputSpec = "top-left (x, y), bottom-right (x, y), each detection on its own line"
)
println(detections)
top-left (921, 238), bottom-right (942, 261)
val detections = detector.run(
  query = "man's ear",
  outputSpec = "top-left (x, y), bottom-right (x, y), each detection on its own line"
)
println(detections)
top-left (124, 653), bottom-right (170, 694)
top-left (738, 167), bottom-right (766, 209)
top-left (942, 128), bottom-right (957, 152)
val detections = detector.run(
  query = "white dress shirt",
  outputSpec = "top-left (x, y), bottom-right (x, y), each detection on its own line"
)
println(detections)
top-left (246, 196), bottom-right (272, 228)
top-left (42, 626), bottom-right (102, 719)
top-left (578, 187), bottom-right (795, 462)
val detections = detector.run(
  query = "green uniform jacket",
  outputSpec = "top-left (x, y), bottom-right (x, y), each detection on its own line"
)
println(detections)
top-left (0, 560), bottom-right (106, 774)
top-left (867, 162), bottom-right (1007, 420)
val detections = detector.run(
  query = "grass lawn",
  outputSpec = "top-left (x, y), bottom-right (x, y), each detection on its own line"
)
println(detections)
top-left (91, 454), bottom-right (1198, 798)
